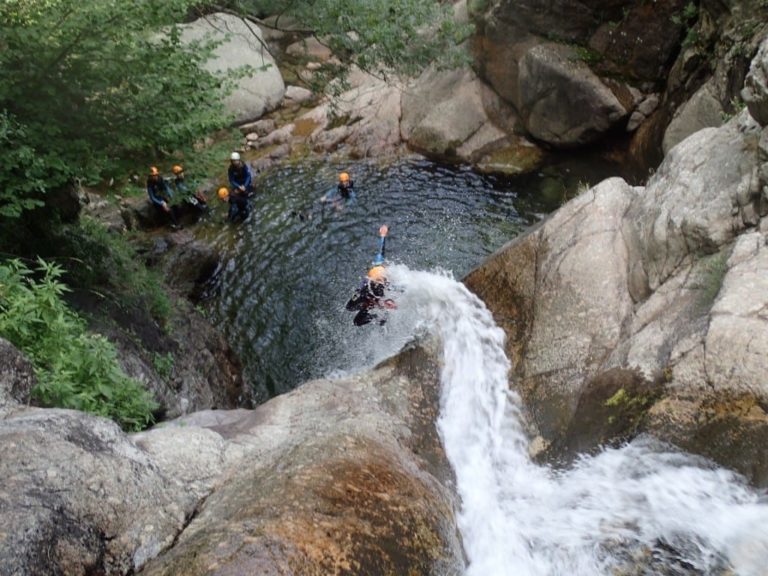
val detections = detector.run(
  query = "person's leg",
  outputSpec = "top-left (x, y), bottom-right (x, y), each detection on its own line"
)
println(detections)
top-left (354, 309), bottom-right (376, 326)
top-left (227, 200), bottom-right (239, 222)
top-left (170, 205), bottom-right (182, 228)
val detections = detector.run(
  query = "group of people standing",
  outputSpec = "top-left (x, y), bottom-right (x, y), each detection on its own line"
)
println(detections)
top-left (217, 152), bottom-right (255, 223)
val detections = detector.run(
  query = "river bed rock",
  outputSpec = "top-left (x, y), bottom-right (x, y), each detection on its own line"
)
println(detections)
top-left (465, 101), bottom-right (768, 484)
top-left (0, 340), bottom-right (464, 575)
top-left (0, 337), bottom-right (35, 411)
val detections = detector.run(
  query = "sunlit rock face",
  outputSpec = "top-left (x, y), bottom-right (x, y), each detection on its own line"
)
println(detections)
top-left (139, 341), bottom-right (464, 575)
top-left (466, 98), bottom-right (768, 484)
top-left (0, 340), bottom-right (464, 575)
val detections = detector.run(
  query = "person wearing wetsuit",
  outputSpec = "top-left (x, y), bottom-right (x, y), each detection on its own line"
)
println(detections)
top-left (321, 171), bottom-right (356, 209)
top-left (346, 265), bottom-right (389, 326)
top-left (336, 171), bottom-right (355, 200)
top-left (227, 152), bottom-right (253, 222)
top-left (146, 166), bottom-right (181, 229)
top-left (345, 225), bottom-right (394, 326)
top-left (172, 164), bottom-right (207, 211)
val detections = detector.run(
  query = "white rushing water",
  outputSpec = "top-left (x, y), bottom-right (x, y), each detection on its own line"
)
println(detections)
top-left (379, 266), bottom-right (768, 576)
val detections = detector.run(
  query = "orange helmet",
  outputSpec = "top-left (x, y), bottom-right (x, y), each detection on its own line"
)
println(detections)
top-left (367, 265), bottom-right (387, 283)
top-left (172, 165), bottom-right (184, 175)
top-left (339, 172), bottom-right (350, 183)
top-left (217, 187), bottom-right (229, 201)
top-left (149, 166), bottom-right (159, 176)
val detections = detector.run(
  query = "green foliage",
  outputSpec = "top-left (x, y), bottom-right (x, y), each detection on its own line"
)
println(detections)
top-left (0, 258), bottom-right (158, 430)
top-left (57, 216), bottom-right (173, 325)
top-left (604, 388), bottom-right (654, 427)
top-left (682, 28), bottom-right (700, 49)
top-left (0, 111), bottom-right (48, 218)
top-left (231, 0), bottom-right (472, 89)
top-left (153, 351), bottom-right (175, 381)
top-left (672, 1), bottom-right (701, 49)
top-left (721, 97), bottom-right (746, 122)
top-left (697, 250), bottom-right (729, 309)
top-left (0, 0), bottom-right (64, 25)
top-left (0, 0), bottom-right (234, 219)
top-left (683, 2), bottom-right (699, 21)
top-left (572, 46), bottom-right (603, 66)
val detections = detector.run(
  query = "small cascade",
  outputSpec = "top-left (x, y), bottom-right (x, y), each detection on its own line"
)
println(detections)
top-left (384, 266), bottom-right (768, 576)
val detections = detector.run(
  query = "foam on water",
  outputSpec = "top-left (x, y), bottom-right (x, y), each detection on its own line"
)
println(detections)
top-left (379, 266), bottom-right (768, 576)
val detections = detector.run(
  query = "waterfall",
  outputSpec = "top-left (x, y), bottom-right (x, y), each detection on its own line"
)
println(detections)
top-left (384, 266), bottom-right (768, 576)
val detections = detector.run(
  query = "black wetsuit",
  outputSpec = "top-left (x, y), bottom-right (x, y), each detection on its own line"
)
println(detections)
top-left (346, 279), bottom-right (386, 326)
top-left (337, 180), bottom-right (354, 200)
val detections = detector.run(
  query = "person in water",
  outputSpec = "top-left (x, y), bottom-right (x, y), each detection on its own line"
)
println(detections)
top-left (225, 152), bottom-right (253, 222)
top-left (320, 171), bottom-right (356, 209)
top-left (346, 225), bottom-right (396, 326)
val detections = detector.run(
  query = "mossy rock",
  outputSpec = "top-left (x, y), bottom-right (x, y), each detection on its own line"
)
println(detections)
top-left (538, 368), bottom-right (664, 464)
top-left (476, 143), bottom-right (545, 176)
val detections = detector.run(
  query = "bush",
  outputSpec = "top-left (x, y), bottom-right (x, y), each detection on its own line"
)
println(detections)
top-left (0, 258), bottom-right (158, 431)
top-left (58, 217), bottom-right (173, 325)
top-left (0, 0), bottom-right (234, 220)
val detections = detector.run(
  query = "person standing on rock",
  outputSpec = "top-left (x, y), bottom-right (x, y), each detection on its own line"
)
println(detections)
top-left (346, 225), bottom-right (396, 326)
top-left (226, 152), bottom-right (253, 222)
top-left (146, 166), bottom-right (181, 230)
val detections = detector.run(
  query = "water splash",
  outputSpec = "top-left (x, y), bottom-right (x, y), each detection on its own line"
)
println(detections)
top-left (384, 266), bottom-right (768, 576)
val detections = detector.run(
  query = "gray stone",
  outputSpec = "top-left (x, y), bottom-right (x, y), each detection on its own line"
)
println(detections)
top-left (465, 109), bottom-right (768, 483)
top-left (306, 70), bottom-right (404, 158)
top-left (0, 341), bottom-right (463, 574)
top-left (238, 118), bottom-right (276, 136)
top-left (140, 344), bottom-right (463, 575)
top-left (705, 232), bottom-right (768, 395)
top-left (631, 110), bottom-right (761, 289)
top-left (286, 36), bottom-right (333, 60)
top-left (517, 43), bottom-right (628, 146)
top-left (742, 37), bottom-right (768, 127)
top-left (663, 80), bottom-right (724, 154)
top-left (0, 409), bottom-right (190, 575)
top-left (180, 13), bottom-right (285, 124)
top-left (401, 67), bottom-right (489, 158)
top-left (284, 84), bottom-right (313, 104)
top-left (0, 338), bottom-right (35, 410)
top-left (152, 230), bottom-right (221, 300)
top-left (627, 94), bottom-right (661, 132)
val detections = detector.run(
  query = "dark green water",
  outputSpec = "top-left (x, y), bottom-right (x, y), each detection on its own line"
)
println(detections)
top-left (199, 156), bottom-right (633, 402)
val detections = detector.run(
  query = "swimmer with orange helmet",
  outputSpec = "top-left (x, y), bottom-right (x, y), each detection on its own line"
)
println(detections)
top-left (346, 225), bottom-right (396, 326)
top-left (320, 171), bottom-right (356, 210)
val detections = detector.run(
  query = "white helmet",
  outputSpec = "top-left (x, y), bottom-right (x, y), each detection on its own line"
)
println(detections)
top-left (230, 151), bottom-right (241, 161)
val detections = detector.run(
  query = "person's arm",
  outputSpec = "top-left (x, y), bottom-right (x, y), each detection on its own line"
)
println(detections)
top-left (162, 178), bottom-right (173, 200)
top-left (320, 187), bottom-right (337, 203)
top-left (373, 225), bottom-right (388, 263)
top-left (147, 180), bottom-right (164, 206)
top-left (242, 164), bottom-right (253, 190)
top-left (228, 166), bottom-right (237, 189)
